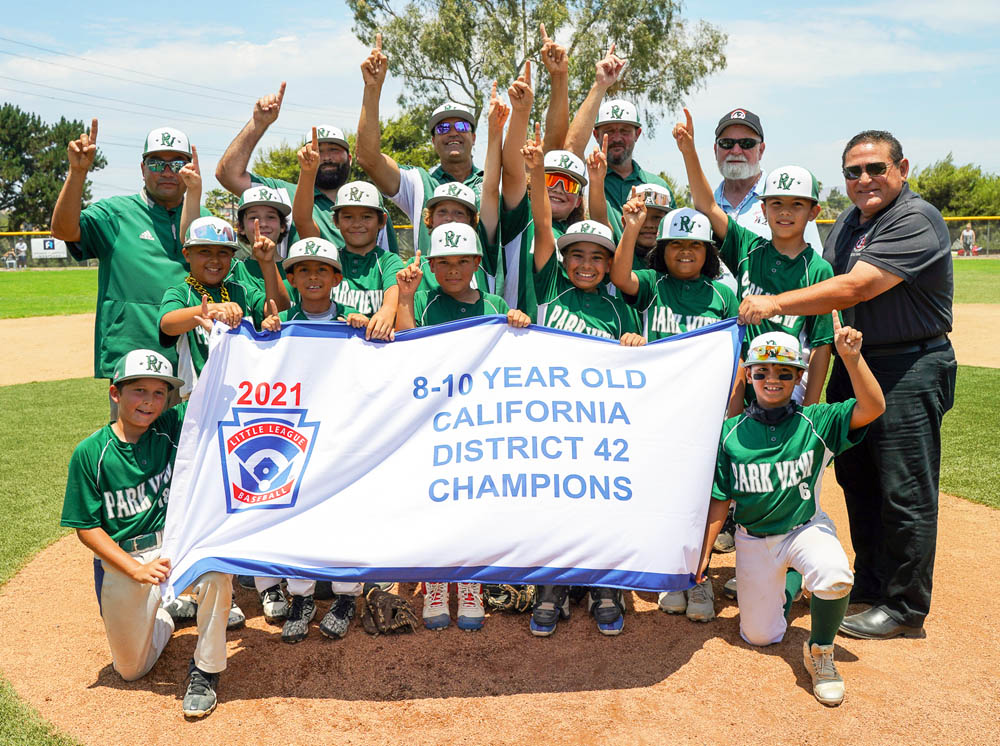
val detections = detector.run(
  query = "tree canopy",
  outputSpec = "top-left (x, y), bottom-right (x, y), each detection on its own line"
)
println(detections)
top-left (347, 0), bottom-right (727, 131)
top-left (909, 154), bottom-right (1000, 217)
top-left (0, 104), bottom-right (106, 230)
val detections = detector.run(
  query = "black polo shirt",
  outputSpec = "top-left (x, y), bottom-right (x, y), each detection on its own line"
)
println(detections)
top-left (824, 183), bottom-right (952, 347)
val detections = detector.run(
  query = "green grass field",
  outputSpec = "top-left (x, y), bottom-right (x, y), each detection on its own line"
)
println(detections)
top-left (952, 257), bottom-right (1000, 304)
top-left (0, 269), bottom-right (97, 319)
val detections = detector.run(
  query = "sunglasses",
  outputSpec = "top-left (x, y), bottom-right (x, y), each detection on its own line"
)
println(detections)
top-left (716, 137), bottom-right (760, 150)
top-left (189, 222), bottom-right (236, 243)
top-left (641, 189), bottom-right (671, 209)
top-left (145, 157), bottom-right (189, 173)
top-left (747, 343), bottom-right (800, 365)
top-left (433, 121), bottom-right (474, 135)
top-left (751, 371), bottom-right (795, 381)
top-left (544, 172), bottom-right (582, 195)
top-left (842, 162), bottom-right (892, 180)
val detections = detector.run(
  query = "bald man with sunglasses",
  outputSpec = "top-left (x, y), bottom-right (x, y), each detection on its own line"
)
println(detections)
top-left (738, 129), bottom-right (955, 641)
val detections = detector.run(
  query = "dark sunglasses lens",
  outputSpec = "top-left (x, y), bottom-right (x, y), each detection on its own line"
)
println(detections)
top-left (454, 121), bottom-right (472, 132)
top-left (717, 138), bottom-right (757, 149)
top-left (866, 162), bottom-right (888, 176)
top-left (843, 166), bottom-right (863, 180)
top-left (434, 123), bottom-right (451, 135)
top-left (717, 139), bottom-right (734, 149)
top-left (737, 138), bottom-right (757, 148)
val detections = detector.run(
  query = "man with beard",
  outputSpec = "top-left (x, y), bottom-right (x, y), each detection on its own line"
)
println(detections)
top-left (216, 82), bottom-right (397, 253)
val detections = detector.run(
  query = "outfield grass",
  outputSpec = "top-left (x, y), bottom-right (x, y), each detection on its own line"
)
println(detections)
top-left (0, 269), bottom-right (96, 319)
top-left (941, 365), bottom-right (1000, 509)
top-left (953, 257), bottom-right (1000, 304)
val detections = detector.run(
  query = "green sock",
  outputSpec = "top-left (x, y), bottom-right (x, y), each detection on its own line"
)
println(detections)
top-left (783, 570), bottom-right (803, 620)
top-left (809, 594), bottom-right (850, 646)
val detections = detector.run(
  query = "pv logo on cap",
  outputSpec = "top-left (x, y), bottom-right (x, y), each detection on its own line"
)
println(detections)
top-left (610, 105), bottom-right (625, 119)
top-left (677, 215), bottom-right (694, 233)
top-left (219, 407), bottom-right (320, 513)
top-left (302, 240), bottom-right (321, 255)
top-left (577, 222), bottom-right (595, 234)
top-left (349, 186), bottom-right (363, 201)
top-left (143, 355), bottom-right (165, 373)
top-left (730, 109), bottom-right (747, 120)
top-left (443, 230), bottom-right (462, 247)
top-left (777, 172), bottom-right (795, 191)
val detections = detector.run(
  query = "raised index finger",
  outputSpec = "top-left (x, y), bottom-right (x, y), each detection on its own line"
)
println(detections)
top-left (276, 81), bottom-right (286, 103)
top-left (540, 22), bottom-right (551, 42)
top-left (375, 32), bottom-right (382, 51)
top-left (254, 218), bottom-right (261, 242)
top-left (607, 42), bottom-right (616, 58)
top-left (601, 133), bottom-right (608, 155)
top-left (414, 249), bottom-right (421, 268)
top-left (190, 144), bottom-right (199, 170)
top-left (89, 118), bottom-right (98, 143)
top-left (684, 107), bottom-right (693, 132)
top-left (831, 310), bottom-right (842, 332)
top-left (311, 126), bottom-right (318, 151)
top-left (524, 59), bottom-right (531, 82)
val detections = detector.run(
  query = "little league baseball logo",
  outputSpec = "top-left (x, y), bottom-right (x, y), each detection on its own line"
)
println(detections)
top-left (218, 408), bottom-right (320, 512)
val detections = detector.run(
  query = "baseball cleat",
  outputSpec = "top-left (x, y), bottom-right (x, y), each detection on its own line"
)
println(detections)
top-left (226, 597), bottom-right (246, 630)
top-left (803, 642), bottom-right (845, 706)
top-left (588, 588), bottom-right (625, 636)
top-left (422, 583), bottom-right (451, 630)
top-left (259, 585), bottom-right (287, 624)
top-left (281, 594), bottom-right (316, 643)
top-left (319, 593), bottom-right (356, 639)
top-left (456, 582), bottom-right (485, 631)
top-left (658, 590), bottom-right (687, 614)
top-left (236, 575), bottom-right (256, 590)
top-left (685, 579), bottom-right (716, 622)
top-left (163, 595), bottom-right (197, 622)
top-left (723, 577), bottom-right (738, 600)
top-left (530, 585), bottom-right (570, 637)
top-left (182, 661), bottom-right (219, 718)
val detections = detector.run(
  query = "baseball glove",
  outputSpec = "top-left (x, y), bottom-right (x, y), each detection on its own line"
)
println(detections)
top-left (361, 586), bottom-right (419, 636)
top-left (482, 584), bottom-right (536, 613)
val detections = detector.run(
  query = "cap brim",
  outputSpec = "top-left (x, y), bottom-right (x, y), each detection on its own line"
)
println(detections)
top-left (544, 165), bottom-right (588, 188)
top-left (315, 137), bottom-right (350, 150)
top-left (238, 199), bottom-right (291, 217)
top-left (182, 239), bottom-right (239, 250)
top-left (283, 255), bottom-right (342, 272)
top-left (142, 147), bottom-right (191, 157)
top-left (556, 232), bottom-right (615, 253)
top-left (114, 372), bottom-right (185, 390)
top-left (429, 110), bottom-right (476, 130)
top-left (714, 122), bottom-right (764, 139)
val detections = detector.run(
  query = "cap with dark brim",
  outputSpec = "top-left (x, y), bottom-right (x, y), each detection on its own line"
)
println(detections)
top-left (715, 109), bottom-right (764, 140)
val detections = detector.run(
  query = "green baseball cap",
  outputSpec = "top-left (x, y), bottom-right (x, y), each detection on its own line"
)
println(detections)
top-left (761, 166), bottom-right (820, 202)
top-left (142, 127), bottom-right (191, 158)
top-left (428, 222), bottom-right (482, 258)
top-left (556, 220), bottom-right (616, 254)
top-left (283, 237), bottom-right (342, 272)
top-left (112, 349), bottom-right (184, 389)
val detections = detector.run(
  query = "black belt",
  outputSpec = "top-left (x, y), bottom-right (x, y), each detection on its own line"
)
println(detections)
top-left (862, 334), bottom-right (949, 358)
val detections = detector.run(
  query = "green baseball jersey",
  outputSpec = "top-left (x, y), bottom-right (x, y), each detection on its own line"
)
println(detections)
top-left (411, 220), bottom-right (499, 295)
top-left (412, 288), bottom-right (509, 327)
top-left (391, 164), bottom-right (484, 254)
top-left (605, 200), bottom-right (658, 272)
top-left (603, 161), bottom-right (676, 216)
top-left (499, 195), bottom-right (569, 320)
top-left (68, 192), bottom-right (211, 377)
top-left (249, 174), bottom-right (399, 254)
top-left (630, 270), bottom-right (738, 341)
top-left (332, 247), bottom-right (404, 316)
top-left (61, 402), bottom-right (189, 543)
top-left (158, 273), bottom-right (266, 395)
top-left (712, 400), bottom-right (865, 535)
top-left (719, 217), bottom-right (836, 353)
top-left (534, 253), bottom-right (639, 340)
top-left (279, 300), bottom-right (342, 322)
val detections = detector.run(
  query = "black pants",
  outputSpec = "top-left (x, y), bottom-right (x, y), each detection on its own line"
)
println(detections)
top-left (826, 344), bottom-right (956, 627)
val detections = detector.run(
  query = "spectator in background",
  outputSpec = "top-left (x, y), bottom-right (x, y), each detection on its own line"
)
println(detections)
top-left (960, 222), bottom-right (975, 253)
top-left (14, 237), bottom-right (28, 269)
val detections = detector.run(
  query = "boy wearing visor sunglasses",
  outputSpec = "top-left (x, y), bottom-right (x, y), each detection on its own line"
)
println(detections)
top-left (698, 324), bottom-right (884, 706)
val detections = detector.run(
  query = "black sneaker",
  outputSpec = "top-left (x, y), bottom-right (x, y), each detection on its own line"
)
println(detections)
top-left (182, 660), bottom-right (219, 718)
top-left (236, 575), bottom-right (256, 590)
top-left (319, 593), bottom-right (357, 639)
top-left (587, 587), bottom-right (625, 636)
top-left (281, 594), bottom-right (316, 644)
top-left (530, 585), bottom-right (570, 637)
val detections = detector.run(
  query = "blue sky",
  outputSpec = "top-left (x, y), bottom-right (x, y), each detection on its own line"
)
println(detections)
top-left (3, 0), bottom-right (997, 203)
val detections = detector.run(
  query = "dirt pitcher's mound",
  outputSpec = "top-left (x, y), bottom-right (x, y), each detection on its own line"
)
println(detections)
top-left (1, 476), bottom-right (998, 746)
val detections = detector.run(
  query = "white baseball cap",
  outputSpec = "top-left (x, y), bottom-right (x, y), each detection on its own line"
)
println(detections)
top-left (637, 183), bottom-right (672, 213)
top-left (544, 150), bottom-right (588, 187)
top-left (657, 208), bottom-right (713, 243)
top-left (184, 216), bottom-right (240, 250)
top-left (428, 222), bottom-right (482, 258)
top-left (332, 181), bottom-right (385, 213)
top-left (595, 100), bottom-right (640, 128)
top-left (746, 331), bottom-right (808, 369)
top-left (556, 220), bottom-right (616, 254)
top-left (310, 125), bottom-right (349, 150)
top-left (425, 182), bottom-right (478, 213)
top-left (142, 127), bottom-right (191, 158)
top-left (429, 102), bottom-right (476, 131)
top-left (761, 166), bottom-right (820, 202)
top-left (112, 349), bottom-right (184, 390)
top-left (238, 186), bottom-right (291, 218)
top-left (283, 237), bottom-right (342, 272)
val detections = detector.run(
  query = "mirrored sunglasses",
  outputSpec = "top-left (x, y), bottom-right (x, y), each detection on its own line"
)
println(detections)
top-left (842, 162), bottom-right (891, 180)
top-left (145, 158), bottom-right (189, 173)
top-left (747, 343), bottom-right (799, 364)
top-left (433, 121), bottom-right (474, 135)
top-left (641, 189), bottom-right (670, 209)
top-left (716, 137), bottom-right (760, 150)
top-left (544, 172), bottom-right (582, 195)
top-left (190, 222), bottom-right (236, 243)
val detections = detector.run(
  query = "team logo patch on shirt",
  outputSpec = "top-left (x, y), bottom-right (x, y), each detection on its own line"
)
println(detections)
top-left (854, 233), bottom-right (868, 252)
top-left (218, 408), bottom-right (320, 512)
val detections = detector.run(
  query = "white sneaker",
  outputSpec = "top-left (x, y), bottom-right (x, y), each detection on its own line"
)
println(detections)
top-left (422, 582), bottom-right (450, 630)
top-left (685, 579), bottom-right (716, 622)
top-left (259, 585), bottom-right (288, 623)
top-left (456, 582), bottom-right (485, 631)
top-left (227, 597), bottom-right (246, 630)
top-left (658, 590), bottom-right (687, 614)
top-left (803, 642), bottom-right (845, 706)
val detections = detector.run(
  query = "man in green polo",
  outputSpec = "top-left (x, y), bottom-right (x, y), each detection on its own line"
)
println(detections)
top-left (51, 121), bottom-right (210, 409)
top-left (355, 34), bottom-right (483, 256)
top-left (214, 82), bottom-right (397, 253)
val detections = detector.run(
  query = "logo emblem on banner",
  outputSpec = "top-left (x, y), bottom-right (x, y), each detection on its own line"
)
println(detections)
top-left (217, 408), bottom-right (320, 512)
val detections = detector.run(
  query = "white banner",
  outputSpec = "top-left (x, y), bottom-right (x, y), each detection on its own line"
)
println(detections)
top-left (161, 316), bottom-right (742, 599)
top-left (30, 237), bottom-right (67, 259)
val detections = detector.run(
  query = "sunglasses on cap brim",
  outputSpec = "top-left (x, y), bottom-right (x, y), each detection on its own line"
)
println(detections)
top-left (641, 189), bottom-right (670, 209)
top-left (544, 173), bottom-right (582, 195)
top-left (433, 121), bottom-right (474, 135)
top-left (746, 344), bottom-right (800, 365)
top-left (145, 158), bottom-right (190, 173)
top-left (189, 223), bottom-right (236, 243)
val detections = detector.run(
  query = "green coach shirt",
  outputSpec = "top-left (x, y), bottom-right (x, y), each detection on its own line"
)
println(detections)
top-left (712, 399), bottom-right (865, 536)
top-left (61, 402), bottom-right (188, 543)
top-left (499, 195), bottom-right (569, 320)
top-left (412, 288), bottom-right (509, 327)
top-left (719, 217), bottom-right (836, 353)
top-left (331, 247), bottom-right (405, 317)
top-left (603, 161), bottom-right (675, 217)
top-left (534, 253), bottom-right (639, 340)
top-left (630, 270), bottom-right (738, 341)
top-left (391, 164), bottom-right (484, 255)
top-left (69, 191), bottom-right (211, 378)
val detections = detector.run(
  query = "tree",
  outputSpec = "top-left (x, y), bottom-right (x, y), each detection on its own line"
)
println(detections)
top-left (205, 188), bottom-right (238, 222)
top-left (347, 0), bottom-right (727, 131)
top-left (658, 170), bottom-right (691, 208)
top-left (909, 154), bottom-right (1000, 217)
top-left (819, 186), bottom-right (850, 220)
top-left (0, 105), bottom-right (106, 230)
top-left (250, 142), bottom-right (301, 184)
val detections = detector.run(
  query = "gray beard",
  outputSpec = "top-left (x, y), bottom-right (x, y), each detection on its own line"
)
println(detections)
top-left (719, 160), bottom-right (759, 180)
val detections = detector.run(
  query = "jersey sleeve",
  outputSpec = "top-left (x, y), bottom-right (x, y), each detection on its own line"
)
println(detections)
top-left (806, 399), bottom-right (866, 455)
top-left (532, 250), bottom-right (560, 301)
top-left (72, 200), bottom-right (119, 261)
top-left (718, 216), bottom-right (758, 275)
top-left (155, 401), bottom-right (189, 442)
top-left (710, 425), bottom-right (734, 502)
top-left (379, 252), bottom-right (405, 291)
top-left (483, 293), bottom-right (510, 315)
top-left (61, 441), bottom-right (104, 530)
top-left (389, 166), bottom-right (427, 222)
top-left (157, 284), bottom-right (190, 345)
top-left (500, 194), bottom-right (532, 241)
top-left (477, 221), bottom-right (500, 277)
top-left (631, 269), bottom-right (659, 309)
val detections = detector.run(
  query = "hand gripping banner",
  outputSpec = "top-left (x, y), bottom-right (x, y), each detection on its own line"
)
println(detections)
top-left (161, 316), bottom-right (742, 600)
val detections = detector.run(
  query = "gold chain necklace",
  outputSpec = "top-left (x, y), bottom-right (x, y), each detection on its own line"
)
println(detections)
top-left (185, 275), bottom-right (230, 302)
